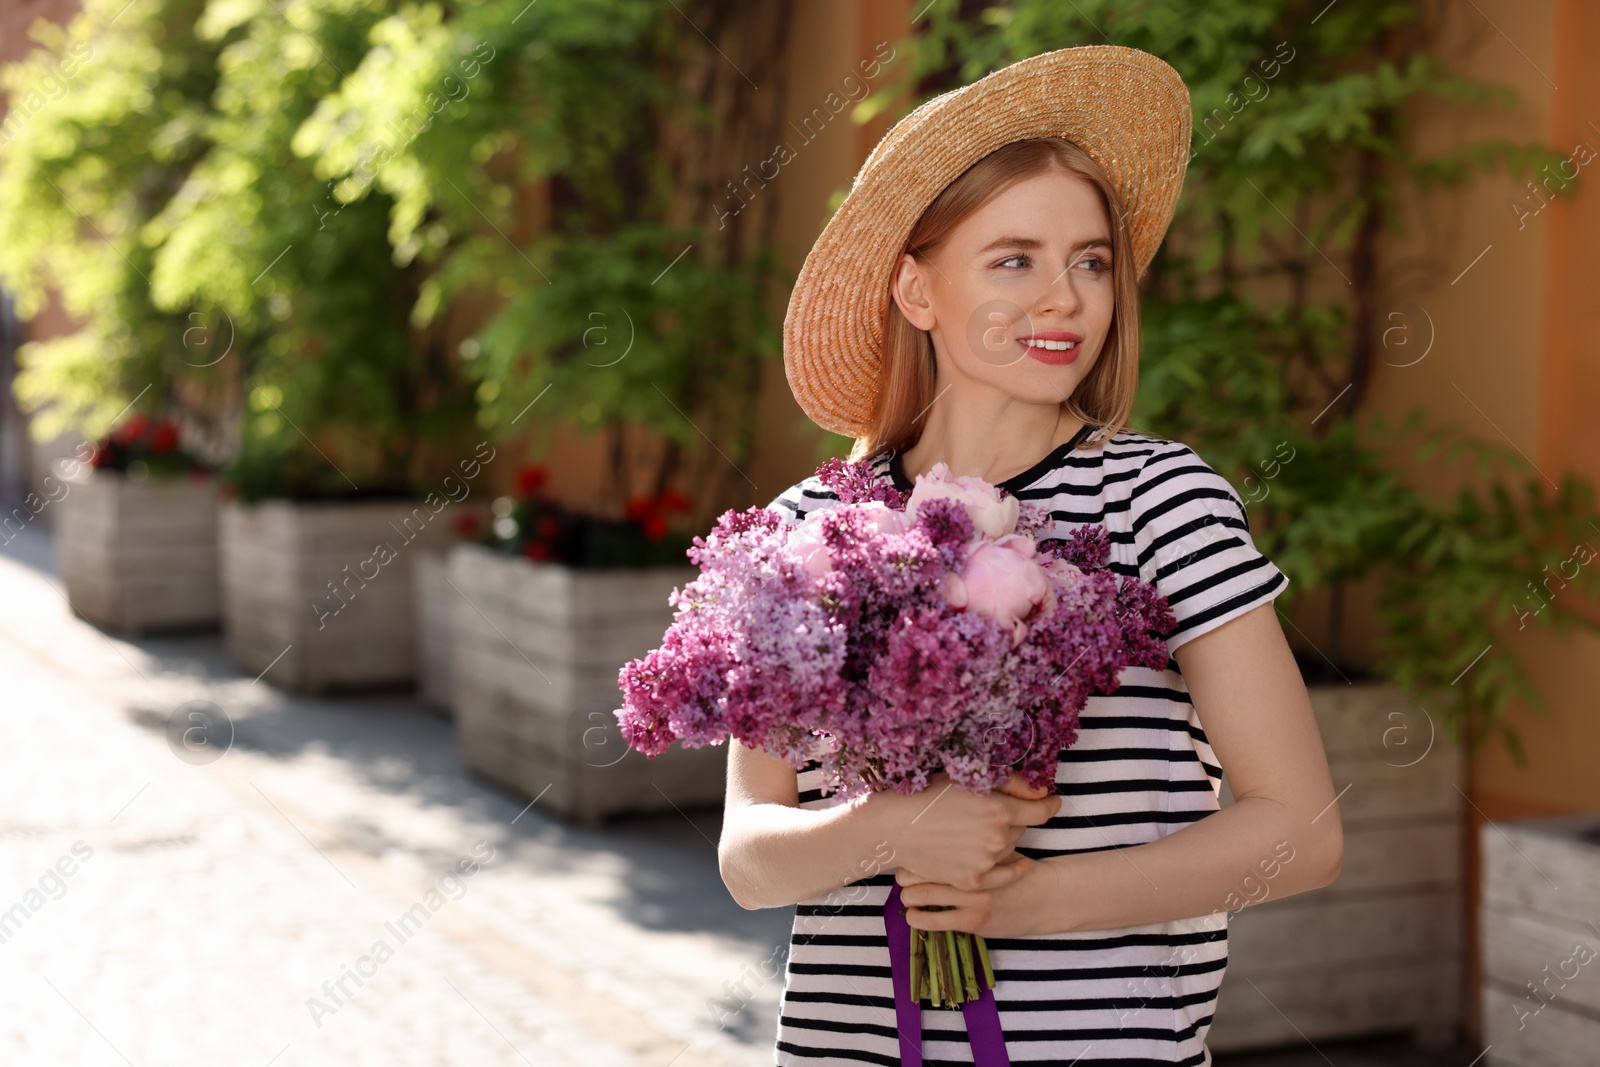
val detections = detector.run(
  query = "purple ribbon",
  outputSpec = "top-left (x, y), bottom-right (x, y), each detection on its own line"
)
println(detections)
top-left (884, 883), bottom-right (1012, 1066)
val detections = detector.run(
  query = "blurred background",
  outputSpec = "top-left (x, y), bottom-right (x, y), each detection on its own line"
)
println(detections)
top-left (0, 1), bottom-right (1596, 1065)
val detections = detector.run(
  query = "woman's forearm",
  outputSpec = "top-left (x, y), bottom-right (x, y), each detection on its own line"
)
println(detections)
top-left (1029, 792), bottom-right (1343, 934)
top-left (719, 795), bottom-right (898, 910)
top-left (1029, 609), bottom-right (1346, 934)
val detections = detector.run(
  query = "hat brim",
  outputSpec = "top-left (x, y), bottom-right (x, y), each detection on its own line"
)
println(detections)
top-left (782, 45), bottom-right (1193, 439)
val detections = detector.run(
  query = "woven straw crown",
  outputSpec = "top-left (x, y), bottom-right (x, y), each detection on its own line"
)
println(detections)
top-left (782, 45), bottom-right (1193, 439)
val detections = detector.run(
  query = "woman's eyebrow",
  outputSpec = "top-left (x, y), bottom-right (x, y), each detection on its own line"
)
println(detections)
top-left (974, 234), bottom-right (1113, 255)
top-left (976, 235), bottom-right (1045, 254)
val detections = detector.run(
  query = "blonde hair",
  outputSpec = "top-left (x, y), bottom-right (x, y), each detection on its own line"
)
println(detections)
top-left (847, 137), bottom-right (1143, 463)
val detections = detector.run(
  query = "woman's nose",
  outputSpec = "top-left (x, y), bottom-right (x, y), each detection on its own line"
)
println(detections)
top-left (1035, 265), bottom-right (1083, 317)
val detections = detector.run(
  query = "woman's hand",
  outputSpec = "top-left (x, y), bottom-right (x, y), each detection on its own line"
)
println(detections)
top-left (866, 772), bottom-right (1059, 892)
top-left (897, 853), bottom-right (1059, 938)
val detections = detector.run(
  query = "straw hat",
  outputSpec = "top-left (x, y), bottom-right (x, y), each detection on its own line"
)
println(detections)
top-left (783, 45), bottom-right (1192, 439)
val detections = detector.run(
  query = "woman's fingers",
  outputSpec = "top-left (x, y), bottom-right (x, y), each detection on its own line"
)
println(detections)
top-left (1000, 793), bottom-right (1061, 827)
top-left (894, 867), bottom-right (934, 887)
top-left (973, 855), bottom-right (1029, 891)
top-left (902, 857), bottom-right (1026, 905)
top-left (901, 880), bottom-right (975, 912)
top-left (997, 773), bottom-right (1052, 800)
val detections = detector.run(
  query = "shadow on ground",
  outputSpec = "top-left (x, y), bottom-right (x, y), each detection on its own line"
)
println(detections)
top-left (2, 525), bottom-right (790, 955)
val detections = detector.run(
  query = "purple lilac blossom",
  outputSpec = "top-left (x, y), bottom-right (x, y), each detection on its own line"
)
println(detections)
top-left (616, 457), bottom-right (1176, 800)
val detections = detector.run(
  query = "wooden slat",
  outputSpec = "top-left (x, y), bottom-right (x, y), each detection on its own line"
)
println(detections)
top-left (1475, 815), bottom-right (1600, 1066)
top-left (1209, 957), bottom-right (1459, 1052)
top-left (1480, 816), bottom-right (1600, 921)
top-left (220, 499), bottom-right (450, 691)
top-left (447, 544), bottom-right (724, 823)
top-left (1229, 888), bottom-right (1461, 970)
top-left (1482, 981), bottom-right (1600, 1067)
top-left (57, 471), bottom-right (221, 633)
top-left (1210, 683), bottom-right (1467, 1051)
top-left (1481, 904), bottom-right (1600, 1017)
top-left (413, 550), bottom-right (455, 711)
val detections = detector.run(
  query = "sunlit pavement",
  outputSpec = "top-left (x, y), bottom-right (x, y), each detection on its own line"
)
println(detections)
top-left (0, 526), bottom-right (789, 1067)
top-left (0, 526), bottom-right (1483, 1067)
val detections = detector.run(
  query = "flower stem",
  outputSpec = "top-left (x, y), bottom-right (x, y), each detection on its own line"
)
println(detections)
top-left (943, 929), bottom-right (961, 1006)
top-left (975, 934), bottom-right (996, 991)
top-left (957, 932), bottom-right (979, 1000)
top-left (915, 927), bottom-right (928, 1004)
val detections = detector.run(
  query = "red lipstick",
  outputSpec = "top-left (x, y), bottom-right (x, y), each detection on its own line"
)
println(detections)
top-left (1016, 331), bottom-right (1083, 365)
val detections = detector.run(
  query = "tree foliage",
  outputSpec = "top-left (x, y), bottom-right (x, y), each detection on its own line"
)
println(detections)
top-left (0, 0), bottom-right (789, 517)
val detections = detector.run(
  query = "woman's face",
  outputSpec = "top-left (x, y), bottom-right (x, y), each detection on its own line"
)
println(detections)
top-left (890, 167), bottom-right (1116, 407)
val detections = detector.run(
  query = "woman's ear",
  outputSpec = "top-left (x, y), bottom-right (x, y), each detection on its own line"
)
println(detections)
top-left (889, 253), bottom-right (937, 331)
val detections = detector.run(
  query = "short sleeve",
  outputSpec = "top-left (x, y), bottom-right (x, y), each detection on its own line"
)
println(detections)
top-left (765, 476), bottom-right (833, 526)
top-left (1129, 442), bottom-right (1290, 654)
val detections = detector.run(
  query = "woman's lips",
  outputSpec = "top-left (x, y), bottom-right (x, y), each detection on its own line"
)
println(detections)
top-left (1017, 333), bottom-right (1083, 365)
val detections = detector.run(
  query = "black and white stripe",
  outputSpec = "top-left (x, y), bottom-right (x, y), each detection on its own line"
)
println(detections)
top-left (766, 429), bottom-right (1289, 1066)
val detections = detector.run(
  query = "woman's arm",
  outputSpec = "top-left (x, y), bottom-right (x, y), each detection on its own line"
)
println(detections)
top-left (898, 602), bottom-right (1345, 936)
top-left (718, 738), bottom-right (1063, 911)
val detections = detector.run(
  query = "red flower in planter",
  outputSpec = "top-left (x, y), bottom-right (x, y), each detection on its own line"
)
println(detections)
top-left (535, 516), bottom-right (562, 539)
top-left (657, 489), bottom-right (692, 513)
top-left (522, 539), bottom-right (551, 561)
top-left (515, 465), bottom-right (548, 497)
top-left (452, 511), bottom-right (483, 538)
top-left (642, 513), bottom-right (669, 541)
top-left (110, 414), bottom-right (149, 446)
top-left (89, 444), bottom-right (114, 469)
top-left (148, 421), bottom-right (180, 454)
top-left (625, 496), bottom-right (651, 521)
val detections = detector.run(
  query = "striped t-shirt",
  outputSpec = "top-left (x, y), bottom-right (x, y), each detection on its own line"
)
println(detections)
top-left (763, 426), bottom-right (1290, 1066)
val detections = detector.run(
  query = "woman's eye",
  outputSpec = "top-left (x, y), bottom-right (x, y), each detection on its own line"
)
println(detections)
top-left (1081, 256), bottom-right (1110, 273)
top-left (998, 254), bottom-right (1030, 269)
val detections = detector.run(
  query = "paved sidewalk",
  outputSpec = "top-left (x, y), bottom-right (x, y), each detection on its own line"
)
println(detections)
top-left (0, 527), bottom-right (791, 1067)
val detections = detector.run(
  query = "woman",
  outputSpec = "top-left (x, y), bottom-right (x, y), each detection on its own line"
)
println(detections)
top-left (720, 46), bottom-right (1342, 1066)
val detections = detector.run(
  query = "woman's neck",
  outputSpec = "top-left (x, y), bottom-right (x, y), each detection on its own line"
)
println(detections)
top-left (900, 407), bottom-right (1086, 486)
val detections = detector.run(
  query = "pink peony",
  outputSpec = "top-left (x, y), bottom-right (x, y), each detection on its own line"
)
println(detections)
top-left (786, 517), bottom-right (833, 577)
top-left (942, 533), bottom-right (1053, 647)
top-left (857, 500), bottom-right (911, 537)
top-left (906, 462), bottom-right (1019, 540)
top-left (1042, 557), bottom-right (1083, 586)
top-left (786, 501), bottom-right (908, 579)
top-left (1037, 556), bottom-right (1085, 617)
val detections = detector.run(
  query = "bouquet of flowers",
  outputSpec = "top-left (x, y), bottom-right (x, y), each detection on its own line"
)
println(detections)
top-left (615, 456), bottom-right (1175, 1008)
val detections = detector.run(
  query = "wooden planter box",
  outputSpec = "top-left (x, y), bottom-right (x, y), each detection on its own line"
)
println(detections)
top-left (57, 470), bottom-right (221, 634)
top-left (1480, 812), bottom-right (1600, 1067)
top-left (447, 542), bottom-right (723, 827)
top-left (220, 499), bottom-right (451, 693)
top-left (413, 548), bottom-right (454, 713)
top-left (1209, 683), bottom-right (1465, 1052)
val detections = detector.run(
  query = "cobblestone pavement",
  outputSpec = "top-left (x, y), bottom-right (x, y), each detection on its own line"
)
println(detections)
top-left (0, 528), bottom-right (1485, 1067)
top-left (0, 527), bottom-right (792, 1067)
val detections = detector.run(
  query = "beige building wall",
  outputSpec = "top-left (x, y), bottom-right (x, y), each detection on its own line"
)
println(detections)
top-left (1468, 0), bottom-right (1600, 821)
top-left (1332, 0), bottom-right (1599, 821)
top-left (747, 0), bottom-right (912, 496)
top-left (1326, 2), bottom-right (1600, 1036)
